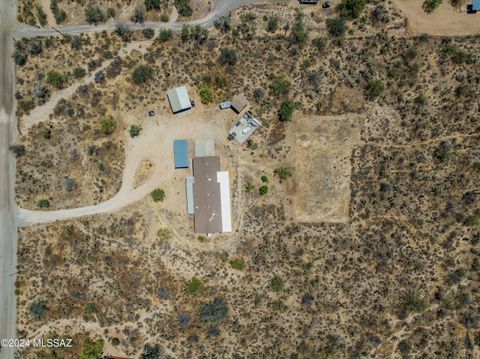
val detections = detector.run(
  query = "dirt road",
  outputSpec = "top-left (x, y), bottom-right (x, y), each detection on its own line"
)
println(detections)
top-left (16, 0), bottom-right (289, 38)
top-left (0, 0), bottom-right (18, 358)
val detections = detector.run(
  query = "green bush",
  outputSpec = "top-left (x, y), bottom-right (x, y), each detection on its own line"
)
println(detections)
top-left (131, 6), bottom-right (145, 23)
top-left (46, 70), bottom-right (66, 89)
top-left (85, 6), bottom-right (106, 25)
top-left (131, 65), bottom-right (154, 85)
top-left (145, 0), bottom-right (162, 10)
top-left (158, 29), bottom-right (173, 43)
top-left (230, 258), bottom-right (245, 271)
top-left (9, 144), bottom-right (25, 157)
top-left (99, 115), bottom-right (116, 134)
top-left (50, 0), bottom-right (67, 24)
top-left (129, 125), bottom-right (142, 137)
top-left (151, 188), bottom-right (165, 202)
top-left (266, 16), bottom-right (279, 32)
top-left (36, 5), bottom-right (47, 26)
top-left (157, 228), bottom-right (172, 240)
top-left (175, 0), bottom-right (193, 16)
top-left (12, 49), bottom-right (28, 66)
top-left (269, 75), bottom-right (291, 97)
top-left (312, 36), bottom-right (327, 51)
top-left (29, 299), bottom-right (48, 320)
top-left (36, 199), bottom-right (50, 208)
top-left (269, 276), bottom-right (284, 292)
top-left (326, 17), bottom-right (347, 38)
top-left (290, 11), bottom-right (308, 48)
top-left (186, 277), bottom-right (202, 295)
top-left (365, 79), bottom-right (385, 100)
top-left (79, 339), bottom-right (104, 359)
top-left (338, 0), bottom-right (368, 19)
top-left (261, 175), bottom-right (268, 183)
top-left (219, 48), bottom-right (237, 66)
top-left (197, 235), bottom-right (208, 243)
top-left (259, 185), bottom-right (269, 195)
top-left (143, 28), bottom-right (155, 39)
top-left (17, 99), bottom-right (35, 114)
top-left (422, 0), bottom-right (443, 13)
top-left (73, 67), bottom-right (86, 78)
top-left (274, 167), bottom-right (293, 180)
top-left (106, 7), bottom-right (116, 18)
top-left (278, 100), bottom-right (295, 121)
top-left (199, 86), bottom-right (213, 104)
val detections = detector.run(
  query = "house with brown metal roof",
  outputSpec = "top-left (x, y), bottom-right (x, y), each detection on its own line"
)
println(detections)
top-left (191, 156), bottom-right (232, 234)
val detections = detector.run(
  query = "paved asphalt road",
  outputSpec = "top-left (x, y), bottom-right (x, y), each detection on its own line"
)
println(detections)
top-left (0, 0), bottom-right (18, 358)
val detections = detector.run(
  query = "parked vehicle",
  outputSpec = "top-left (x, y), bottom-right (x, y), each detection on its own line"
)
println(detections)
top-left (219, 101), bottom-right (231, 110)
top-left (148, 111), bottom-right (155, 117)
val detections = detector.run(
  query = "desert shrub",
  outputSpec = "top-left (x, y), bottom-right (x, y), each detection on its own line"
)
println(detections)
top-left (269, 276), bottom-right (284, 292)
top-left (266, 16), bottom-right (279, 32)
top-left (269, 75), bottom-right (291, 97)
top-left (115, 22), bottom-right (132, 42)
top-left (201, 297), bottom-right (228, 322)
top-left (145, 0), bottom-right (162, 10)
top-left (29, 299), bottom-right (48, 320)
top-left (245, 182), bottom-right (255, 192)
top-left (132, 65), bottom-right (154, 84)
top-left (433, 140), bottom-right (454, 162)
top-left (215, 75), bottom-right (227, 88)
top-left (230, 258), bottom-right (245, 271)
top-left (36, 199), bottom-right (50, 208)
top-left (312, 36), bottom-right (327, 51)
top-left (151, 188), bottom-right (165, 202)
top-left (199, 86), bottom-right (213, 104)
top-left (63, 177), bottom-right (78, 192)
top-left (214, 16), bottom-right (232, 32)
top-left (50, 0), bottom-right (67, 24)
top-left (339, 0), bottom-right (368, 19)
top-left (197, 235), bottom-right (208, 243)
top-left (326, 17), bottom-right (347, 38)
top-left (143, 28), bottom-right (155, 39)
top-left (42, 128), bottom-right (51, 139)
top-left (253, 88), bottom-right (264, 100)
top-left (290, 11), bottom-right (308, 47)
top-left (129, 124), bottom-right (142, 137)
top-left (131, 6), bottom-right (145, 23)
top-left (274, 167), bottom-right (293, 180)
top-left (140, 344), bottom-right (164, 359)
top-left (190, 25), bottom-right (208, 45)
top-left (73, 67), bottom-right (86, 79)
top-left (259, 185), bottom-right (269, 195)
top-left (413, 94), bottom-right (427, 106)
top-left (85, 6), bottom-right (106, 25)
top-left (99, 115), bottom-right (116, 134)
top-left (398, 291), bottom-right (428, 318)
top-left (160, 14), bottom-right (170, 22)
top-left (17, 98), bottom-right (35, 113)
top-left (46, 70), bottom-right (66, 88)
top-left (261, 175), bottom-right (268, 183)
top-left (175, 0), bottom-right (192, 16)
top-left (12, 49), bottom-right (28, 66)
top-left (219, 48), bottom-right (237, 66)
top-left (365, 79), bottom-right (385, 100)
top-left (36, 5), bottom-right (47, 26)
top-left (442, 42), bottom-right (474, 64)
top-left (106, 7), bottom-right (116, 18)
top-left (186, 277), bottom-right (202, 295)
top-left (422, 0), bottom-right (443, 13)
top-left (79, 339), bottom-right (104, 359)
top-left (69, 35), bottom-right (83, 49)
top-left (158, 28), bottom-right (173, 42)
top-left (278, 100), bottom-right (295, 121)
top-left (465, 215), bottom-right (480, 227)
top-left (157, 228), bottom-right (172, 240)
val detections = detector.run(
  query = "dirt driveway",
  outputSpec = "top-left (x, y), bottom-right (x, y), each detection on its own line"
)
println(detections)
top-left (394, 0), bottom-right (480, 36)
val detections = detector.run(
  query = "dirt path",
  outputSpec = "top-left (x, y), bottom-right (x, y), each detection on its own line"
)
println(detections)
top-left (393, 0), bottom-right (480, 36)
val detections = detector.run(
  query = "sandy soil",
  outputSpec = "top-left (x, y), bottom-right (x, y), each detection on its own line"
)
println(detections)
top-left (288, 113), bottom-right (361, 223)
top-left (393, 0), bottom-right (480, 35)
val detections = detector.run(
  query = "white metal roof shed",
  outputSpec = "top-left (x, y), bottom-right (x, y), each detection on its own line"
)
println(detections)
top-left (167, 86), bottom-right (191, 114)
top-left (217, 171), bottom-right (232, 232)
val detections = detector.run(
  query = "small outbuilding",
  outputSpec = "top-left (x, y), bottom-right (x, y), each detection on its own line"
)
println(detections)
top-left (173, 139), bottom-right (189, 169)
top-left (473, 0), bottom-right (480, 10)
top-left (230, 94), bottom-right (248, 114)
top-left (167, 86), bottom-right (192, 114)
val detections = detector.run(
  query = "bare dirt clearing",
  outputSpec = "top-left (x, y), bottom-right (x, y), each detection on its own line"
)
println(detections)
top-left (394, 0), bottom-right (480, 36)
top-left (288, 113), bottom-right (361, 223)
